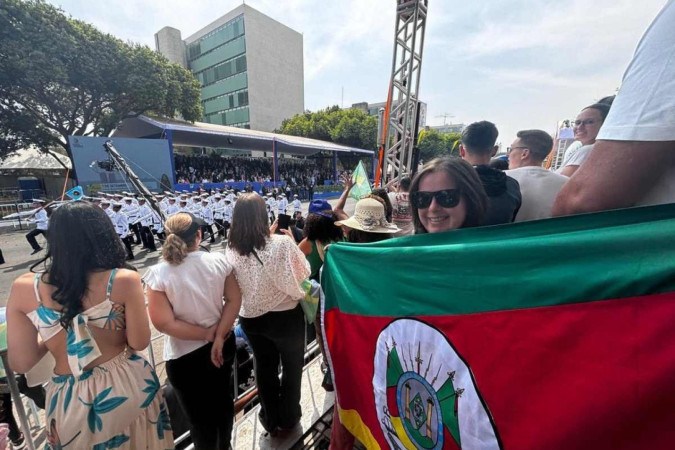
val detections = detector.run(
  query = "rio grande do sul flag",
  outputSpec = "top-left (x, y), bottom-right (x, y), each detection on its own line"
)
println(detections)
top-left (321, 204), bottom-right (675, 450)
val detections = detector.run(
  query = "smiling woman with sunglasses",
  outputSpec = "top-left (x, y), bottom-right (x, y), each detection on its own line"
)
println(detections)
top-left (410, 157), bottom-right (489, 233)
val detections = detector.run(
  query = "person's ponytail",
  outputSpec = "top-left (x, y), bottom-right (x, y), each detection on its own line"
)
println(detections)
top-left (162, 233), bottom-right (189, 265)
top-left (161, 213), bottom-right (199, 265)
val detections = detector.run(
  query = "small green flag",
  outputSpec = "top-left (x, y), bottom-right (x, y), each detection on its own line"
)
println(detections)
top-left (349, 161), bottom-right (372, 200)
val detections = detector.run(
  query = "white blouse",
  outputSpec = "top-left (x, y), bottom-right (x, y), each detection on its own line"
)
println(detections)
top-left (226, 234), bottom-right (310, 318)
top-left (144, 251), bottom-right (232, 360)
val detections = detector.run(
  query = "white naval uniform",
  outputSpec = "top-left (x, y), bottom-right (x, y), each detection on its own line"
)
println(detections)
top-left (32, 209), bottom-right (49, 230)
top-left (292, 199), bottom-right (302, 213)
top-left (277, 198), bottom-right (288, 214)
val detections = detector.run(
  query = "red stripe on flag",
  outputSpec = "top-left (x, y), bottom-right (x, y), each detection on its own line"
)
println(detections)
top-left (325, 292), bottom-right (675, 449)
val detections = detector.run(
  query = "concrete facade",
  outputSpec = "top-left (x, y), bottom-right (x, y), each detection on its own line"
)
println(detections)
top-left (244, 6), bottom-right (304, 133)
top-left (154, 27), bottom-right (187, 67)
top-left (154, 5), bottom-right (304, 133)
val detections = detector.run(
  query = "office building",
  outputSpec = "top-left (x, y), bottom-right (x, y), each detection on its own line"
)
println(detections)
top-left (351, 100), bottom-right (427, 128)
top-left (155, 4), bottom-right (304, 132)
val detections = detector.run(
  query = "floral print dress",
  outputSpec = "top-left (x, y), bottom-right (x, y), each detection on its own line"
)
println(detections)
top-left (27, 270), bottom-right (173, 449)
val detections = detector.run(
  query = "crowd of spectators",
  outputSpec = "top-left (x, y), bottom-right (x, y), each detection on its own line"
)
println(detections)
top-left (174, 154), bottom-right (338, 187)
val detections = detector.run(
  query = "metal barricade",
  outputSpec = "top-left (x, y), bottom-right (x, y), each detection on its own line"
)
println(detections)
top-left (0, 201), bottom-right (35, 230)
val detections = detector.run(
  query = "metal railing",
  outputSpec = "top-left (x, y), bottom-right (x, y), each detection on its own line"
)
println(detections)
top-left (0, 201), bottom-right (36, 230)
top-left (142, 326), bottom-right (322, 449)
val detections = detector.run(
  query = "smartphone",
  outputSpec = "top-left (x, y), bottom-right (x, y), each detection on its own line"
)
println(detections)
top-left (277, 214), bottom-right (291, 232)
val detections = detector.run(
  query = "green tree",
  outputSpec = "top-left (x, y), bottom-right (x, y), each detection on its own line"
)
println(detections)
top-left (0, 0), bottom-right (202, 162)
top-left (417, 129), bottom-right (461, 162)
top-left (277, 106), bottom-right (377, 150)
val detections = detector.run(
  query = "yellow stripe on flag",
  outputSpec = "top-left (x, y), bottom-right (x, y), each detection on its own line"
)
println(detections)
top-left (338, 406), bottom-right (381, 450)
top-left (390, 417), bottom-right (417, 450)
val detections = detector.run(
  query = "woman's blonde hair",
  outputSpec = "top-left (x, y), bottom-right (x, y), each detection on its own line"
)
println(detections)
top-left (162, 213), bottom-right (200, 265)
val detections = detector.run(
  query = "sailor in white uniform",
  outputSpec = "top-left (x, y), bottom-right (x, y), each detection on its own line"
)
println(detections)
top-left (199, 199), bottom-right (216, 243)
top-left (26, 199), bottom-right (49, 254)
top-left (277, 194), bottom-right (288, 215)
top-left (292, 194), bottom-right (302, 214)
top-left (136, 197), bottom-right (157, 251)
top-left (122, 197), bottom-right (141, 245)
top-left (165, 197), bottom-right (180, 216)
top-left (111, 202), bottom-right (134, 260)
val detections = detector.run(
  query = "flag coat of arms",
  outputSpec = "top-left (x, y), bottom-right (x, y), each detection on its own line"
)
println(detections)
top-left (321, 205), bottom-right (675, 449)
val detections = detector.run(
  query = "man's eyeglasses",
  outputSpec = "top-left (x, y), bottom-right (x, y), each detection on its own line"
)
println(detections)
top-left (573, 119), bottom-right (599, 127)
top-left (411, 189), bottom-right (462, 209)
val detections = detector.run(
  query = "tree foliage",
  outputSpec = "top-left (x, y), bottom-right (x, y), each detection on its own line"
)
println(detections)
top-left (277, 106), bottom-right (378, 150)
top-left (0, 0), bottom-right (202, 160)
top-left (417, 129), bottom-right (461, 162)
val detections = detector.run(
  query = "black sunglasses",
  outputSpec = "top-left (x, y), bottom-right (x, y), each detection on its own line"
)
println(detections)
top-left (411, 189), bottom-right (462, 209)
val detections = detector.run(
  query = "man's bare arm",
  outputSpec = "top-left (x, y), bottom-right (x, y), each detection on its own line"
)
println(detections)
top-left (552, 140), bottom-right (675, 216)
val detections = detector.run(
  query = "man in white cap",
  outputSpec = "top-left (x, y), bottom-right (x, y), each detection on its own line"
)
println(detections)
top-left (277, 193), bottom-right (288, 215)
top-left (25, 199), bottom-right (48, 254)
top-left (122, 197), bottom-right (141, 245)
top-left (199, 199), bottom-right (216, 243)
top-left (212, 195), bottom-right (226, 238)
top-left (223, 198), bottom-right (233, 239)
top-left (292, 194), bottom-right (302, 214)
top-left (101, 199), bottom-right (114, 218)
top-left (166, 197), bottom-right (179, 216)
top-left (111, 202), bottom-right (134, 260)
top-left (137, 198), bottom-right (157, 251)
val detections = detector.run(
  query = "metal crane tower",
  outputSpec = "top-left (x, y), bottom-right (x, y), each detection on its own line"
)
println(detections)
top-left (376, 0), bottom-right (428, 187)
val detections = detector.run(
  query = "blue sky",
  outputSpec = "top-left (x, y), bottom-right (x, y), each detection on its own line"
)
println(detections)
top-left (46, 0), bottom-right (667, 146)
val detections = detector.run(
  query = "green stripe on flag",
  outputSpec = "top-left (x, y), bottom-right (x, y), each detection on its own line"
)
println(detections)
top-left (322, 204), bottom-right (675, 317)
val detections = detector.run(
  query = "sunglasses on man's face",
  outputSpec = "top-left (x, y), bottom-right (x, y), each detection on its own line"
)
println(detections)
top-left (411, 189), bottom-right (462, 209)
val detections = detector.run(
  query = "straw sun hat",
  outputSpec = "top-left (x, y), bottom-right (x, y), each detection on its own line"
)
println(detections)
top-left (335, 197), bottom-right (399, 233)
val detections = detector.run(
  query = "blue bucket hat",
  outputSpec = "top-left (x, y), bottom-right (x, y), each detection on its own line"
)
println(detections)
top-left (308, 199), bottom-right (333, 218)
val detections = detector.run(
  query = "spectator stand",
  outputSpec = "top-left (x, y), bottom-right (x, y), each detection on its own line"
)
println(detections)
top-left (112, 115), bottom-right (374, 191)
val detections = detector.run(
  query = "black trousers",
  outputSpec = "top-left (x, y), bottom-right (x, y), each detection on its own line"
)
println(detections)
top-left (129, 222), bottom-right (142, 244)
top-left (215, 219), bottom-right (228, 237)
top-left (239, 305), bottom-right (305, 432)
top-left (25, 229), bottom-right (47, 250)
top-left (201, 224), bottom-right (215, 242)
top-left (140, 225), bottom-right (156, 250)
top-left (121, 235), bottom-right (134, 259)
top-left (166, 339), bottom-right (236, 450)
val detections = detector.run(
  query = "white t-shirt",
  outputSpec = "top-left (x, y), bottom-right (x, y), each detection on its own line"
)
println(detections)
top-left (597, 0), bottom-right (675, 205)
top-left (556, 141), bottom-right (583, 173)
top-left (561, 144), bottom-right (593, 169)
top-left (144, 251), bottom-right (233, 361)
top-left (505, 166), bottom-right (568, 222)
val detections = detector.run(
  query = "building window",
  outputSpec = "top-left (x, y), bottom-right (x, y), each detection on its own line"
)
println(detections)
top-left (195, 54), bottom-right (247, 88)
